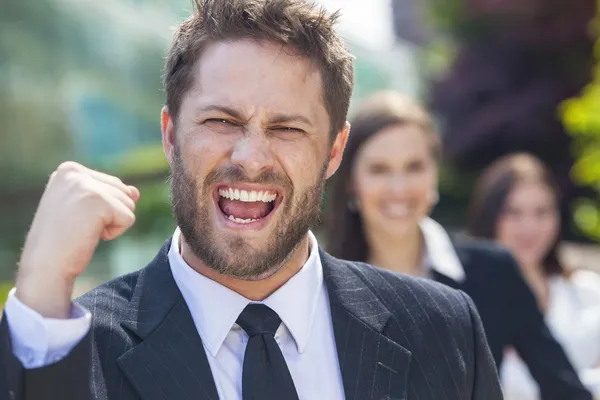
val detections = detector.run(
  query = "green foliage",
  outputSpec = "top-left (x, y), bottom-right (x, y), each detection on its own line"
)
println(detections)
top-left (0, 282), bottom-right (12, 307)
top-left (130, 181), bottom-right (175, 237)
top-left (0, 0), bottom-right (180, 279)
top-left (560, 4), bottom-right (600, 240)
top-left (104, 144), bottom-right (169, 177)
top-left (426, 0), bottom-right (466, 32)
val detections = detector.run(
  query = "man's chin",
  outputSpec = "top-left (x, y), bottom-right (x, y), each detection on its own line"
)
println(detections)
top-left (212, 220), bottom-right (275, 246)
top-left (205, 245), bottom-right (284, 280)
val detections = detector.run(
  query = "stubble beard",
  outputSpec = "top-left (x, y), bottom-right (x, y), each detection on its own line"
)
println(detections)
top-left (169, 145), bottom-right (327, 280)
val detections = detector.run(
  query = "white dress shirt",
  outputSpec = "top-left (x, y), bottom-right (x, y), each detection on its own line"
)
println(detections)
top-left (3, 229), bottom-right (346, 400)
top-left (357, 217), bottom-right (466, 282)
top-left (419, 217), bottom-right (466, 283)
top-left (501, 269), bottom-right (600, 400)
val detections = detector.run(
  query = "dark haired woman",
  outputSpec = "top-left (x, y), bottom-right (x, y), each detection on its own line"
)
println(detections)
top-left (468, 153), bottom-right (600, 399)
top-left (325, 91), bottom-right (592, 400)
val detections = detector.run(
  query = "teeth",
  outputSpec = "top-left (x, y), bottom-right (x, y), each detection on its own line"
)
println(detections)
top-left (218, 188), bottom-right (277, 203)
top-left (227, 214), bottom-right (258, 224)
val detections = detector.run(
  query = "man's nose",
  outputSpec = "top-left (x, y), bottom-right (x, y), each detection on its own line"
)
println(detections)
top-left (230, 129), bottom-right (275, 179)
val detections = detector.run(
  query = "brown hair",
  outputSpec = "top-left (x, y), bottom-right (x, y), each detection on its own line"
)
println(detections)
top-left (325, 91), bottom-right (441, 261)
top-left (467, 153), bottom-right (564, 276)
top-left (163, 0), bottom-right (354, 138)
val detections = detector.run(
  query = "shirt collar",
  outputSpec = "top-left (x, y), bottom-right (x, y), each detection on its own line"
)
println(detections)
top-left (168, 228), bottom-right (323, 357)
top-left (419, 217), bottom-right (466, 282)
top-left (263, 231), bottom-right (322, 354)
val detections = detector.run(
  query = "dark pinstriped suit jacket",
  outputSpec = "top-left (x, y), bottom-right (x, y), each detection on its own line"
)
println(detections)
top-left (0, 240), bottom-right (502, 400)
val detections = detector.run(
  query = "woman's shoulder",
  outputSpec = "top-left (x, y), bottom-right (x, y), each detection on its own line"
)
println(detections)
top-left (452, 236), bottom-right (518, 270)
top-left (563, 269), bottom-right (600, 305)
top-left (569, 268), bottom-right (600, 286)
top-left (453, 234), bottom-right (503, 255)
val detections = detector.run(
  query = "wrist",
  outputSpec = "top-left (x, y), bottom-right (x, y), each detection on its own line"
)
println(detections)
top-left (15, 269), bottom-right (76, 319)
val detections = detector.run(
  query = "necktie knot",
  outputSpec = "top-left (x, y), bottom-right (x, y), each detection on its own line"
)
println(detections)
top-left (236, 304), bottom-right (281, 337)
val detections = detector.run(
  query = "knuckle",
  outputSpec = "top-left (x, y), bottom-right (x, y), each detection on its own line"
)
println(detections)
top-left (77, 184), bottom-right (105, 204)
top-left (56, 161), bottom-right (82, 174)
top-left (67, 174), bottom-right (91, 192)
top-left (48, 171), bottom-right (58, 183)
top-left (55, 167), bottom-right (87, 189)
top-left (108, 175), bottom-right (126, 188)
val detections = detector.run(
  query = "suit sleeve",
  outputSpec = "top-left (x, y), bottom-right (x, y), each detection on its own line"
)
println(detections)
top-left (459, 291), bottom-right (504, 400)
top-left (503, 253), bottom-right (593, 400)
top-left (0, 315), bottom-right (93, 400)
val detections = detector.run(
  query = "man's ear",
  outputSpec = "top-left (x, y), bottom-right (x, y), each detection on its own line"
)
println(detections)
top-left (325, 122), bottom-right (350, 179)
top-left (161, 106), bottom-right (175, 165)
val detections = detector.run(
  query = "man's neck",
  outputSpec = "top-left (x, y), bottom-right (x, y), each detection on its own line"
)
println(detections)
top-left (179, 234), bottom-right (311, 301)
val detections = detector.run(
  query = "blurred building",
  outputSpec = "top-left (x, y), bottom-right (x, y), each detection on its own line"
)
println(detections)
top-left (319, 0), bottom-right (423, 105)
top-left (391, 0), bottom-right (432, 46)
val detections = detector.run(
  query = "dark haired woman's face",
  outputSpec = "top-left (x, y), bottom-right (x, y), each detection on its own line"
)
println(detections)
top-left (496, 182), bottom-right (560, 268)
top-left (351, 124), bottom-right (438, 239)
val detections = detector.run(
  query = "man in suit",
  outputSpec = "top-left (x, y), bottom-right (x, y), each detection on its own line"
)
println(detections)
top-left (0, 1), bottom-right (502, 399)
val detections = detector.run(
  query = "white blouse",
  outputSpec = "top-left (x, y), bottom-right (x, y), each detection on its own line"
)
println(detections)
top-left (501, 269), bottom-right (600, 399)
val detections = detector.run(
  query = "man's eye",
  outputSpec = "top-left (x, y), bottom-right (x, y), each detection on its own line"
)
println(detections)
top-left (272, 126), bottom-right (304, 133)
top-left (202, 119), bottom-right (241, 133)
top-left (205, 118), bottom-right (234, 125)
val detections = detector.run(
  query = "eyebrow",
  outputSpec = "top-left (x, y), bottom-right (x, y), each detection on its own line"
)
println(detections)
top-left (197, 105), bottom-right (246, 121)
top-left (197, 104), bottom-right (313, 127)
top-left (269, 113), bottom-right (313, 128)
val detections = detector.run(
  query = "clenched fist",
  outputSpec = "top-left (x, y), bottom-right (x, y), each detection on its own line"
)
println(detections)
top-left (15, 162), bottom-right (140, 319)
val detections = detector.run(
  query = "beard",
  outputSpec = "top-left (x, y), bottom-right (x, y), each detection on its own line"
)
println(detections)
top-left (169, 145), bottom-right (326, 280)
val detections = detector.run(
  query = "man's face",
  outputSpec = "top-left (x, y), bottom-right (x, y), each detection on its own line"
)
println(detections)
top-left (162, 39), bottom-right (348, 280)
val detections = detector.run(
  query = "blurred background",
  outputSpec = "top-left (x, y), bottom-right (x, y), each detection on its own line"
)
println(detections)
top-left (2, 0), bottom-right (600, 301)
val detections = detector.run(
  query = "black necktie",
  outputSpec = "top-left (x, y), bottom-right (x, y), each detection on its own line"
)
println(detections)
top-left (236, 304), bottom-right (300, 400)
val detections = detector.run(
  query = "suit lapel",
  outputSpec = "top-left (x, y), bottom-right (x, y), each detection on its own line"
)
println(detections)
top-left (117, 240), bottom-right (219, 400)
top-left (321, 251), bottom-right (412, 400)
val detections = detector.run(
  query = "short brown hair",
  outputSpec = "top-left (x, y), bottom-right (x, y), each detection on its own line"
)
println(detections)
top-left (467, 153), bottom-right (564, 276)
top-left (163, 0), bottom-right (354, 137)
top-left (325, 91), bottom-right (441, 262)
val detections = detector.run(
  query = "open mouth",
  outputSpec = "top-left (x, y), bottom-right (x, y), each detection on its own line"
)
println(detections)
top-left (216, 186), bottom-right (281, 225)
top-left (382, 202), bottom-right (413, 219)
